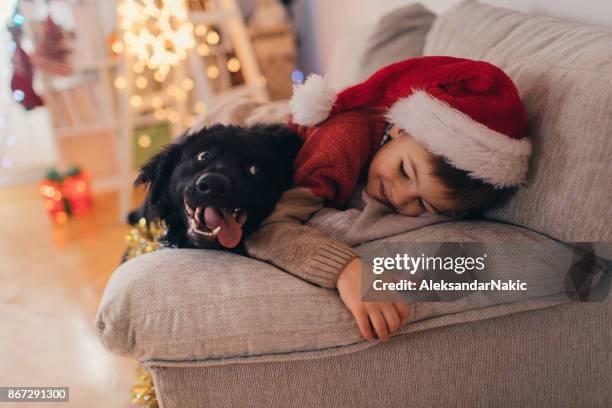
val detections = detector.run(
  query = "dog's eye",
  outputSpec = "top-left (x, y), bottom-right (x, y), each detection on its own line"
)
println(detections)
top-left (196, 151), bottom-right (211, 162)
top-left (248, 165), bottom-right (261, 176)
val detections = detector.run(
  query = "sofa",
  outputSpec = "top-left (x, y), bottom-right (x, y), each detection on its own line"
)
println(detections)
top-left (96, 1), bottom-right (612, 406)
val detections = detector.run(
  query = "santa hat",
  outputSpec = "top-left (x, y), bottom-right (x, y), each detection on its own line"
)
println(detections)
top-left (289, 56), bottom-right (531, 188)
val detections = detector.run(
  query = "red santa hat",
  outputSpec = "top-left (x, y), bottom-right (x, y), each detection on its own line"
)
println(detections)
top-left (289, 56), bottom-right (531, 188)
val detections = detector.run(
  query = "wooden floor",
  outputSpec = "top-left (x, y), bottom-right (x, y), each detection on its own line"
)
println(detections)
top-left (0, 184), bottom-right (143, 407)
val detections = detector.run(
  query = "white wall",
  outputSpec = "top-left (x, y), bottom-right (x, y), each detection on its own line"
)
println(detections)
top-left (296, 0), bottom-right (612, 75)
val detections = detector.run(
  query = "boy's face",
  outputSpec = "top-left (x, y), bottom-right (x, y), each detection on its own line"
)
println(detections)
top-left (366, 126), bottom-right (456, 216)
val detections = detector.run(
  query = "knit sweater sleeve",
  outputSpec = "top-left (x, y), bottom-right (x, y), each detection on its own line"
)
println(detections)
top-left (244, 186), bottom-right (359, 289)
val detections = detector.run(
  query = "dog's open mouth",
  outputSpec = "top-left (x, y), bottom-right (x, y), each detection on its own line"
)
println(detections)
top-left (184, 201), bottom-right (248, 248)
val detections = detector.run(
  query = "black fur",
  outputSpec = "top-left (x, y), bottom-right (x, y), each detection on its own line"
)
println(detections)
top-left (131, 123), bottom-right (302, 253)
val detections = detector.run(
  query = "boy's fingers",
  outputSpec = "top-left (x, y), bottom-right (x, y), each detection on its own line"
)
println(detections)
top-left (393, 301), bottom-right (410, 326)
top-left (381, 304), bottom-right (401, 333)
top-left (368, 309), bottom-right (389, 342)
top-left (354, 310), bottom-right (374, 341)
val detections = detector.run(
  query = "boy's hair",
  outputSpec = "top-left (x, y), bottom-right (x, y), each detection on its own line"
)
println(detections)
top-left (428, 155), bottom-right (512, 217)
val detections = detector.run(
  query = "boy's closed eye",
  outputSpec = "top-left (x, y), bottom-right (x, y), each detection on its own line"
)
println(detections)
top-left (399, 160), bottom-right (430, 212)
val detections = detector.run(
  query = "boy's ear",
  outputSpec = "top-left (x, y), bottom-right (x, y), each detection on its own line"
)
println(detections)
top-left (134, 141), bottom-right (182, 208)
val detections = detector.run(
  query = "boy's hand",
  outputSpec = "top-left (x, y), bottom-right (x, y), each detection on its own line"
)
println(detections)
top-left (336, 258), bottom-right (410, 342)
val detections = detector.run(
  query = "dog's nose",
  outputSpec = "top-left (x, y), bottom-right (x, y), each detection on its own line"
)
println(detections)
top-left (196, 173), bottom-right (231, 196)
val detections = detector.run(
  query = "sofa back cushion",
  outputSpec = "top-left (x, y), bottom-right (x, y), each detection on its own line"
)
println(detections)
top-left (358, 3), bottom-right (435, 80)
top-left (424, 0), bottom-right (612, 241)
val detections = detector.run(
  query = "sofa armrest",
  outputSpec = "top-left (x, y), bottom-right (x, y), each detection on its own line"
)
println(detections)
top-left (95, 220), bottom-right (576, 368)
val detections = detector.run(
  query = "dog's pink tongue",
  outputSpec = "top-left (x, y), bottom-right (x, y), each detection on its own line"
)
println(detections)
top-left (204, 207), bottom-right (243, 248)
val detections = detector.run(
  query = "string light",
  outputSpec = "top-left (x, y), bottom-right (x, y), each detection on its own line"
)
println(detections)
top-left (181, 78), bottom-right (194, 90)
top-left (118, 0), bottom-right (195, 76)
top-left (153, 70), bottom-right (167, 82)
top-left (154, 108), bottom-right (167, 120)
top-left (195, 24), bottom-right (207, 36)
top-left (138, 134), bottom-right (151, 148)
top-left (205, 31), bottom-right (220, 45)
top-left (291, 70), bottom-right (304, 83)
top-left (135, 76), bottom-right (148, 89)
top-left (112, 41), bottom-right (124, 53)
top-left (197, 43), bottom-right (210, 56)
top-left (151, 96), bottom-right (163, 109)
top-left (194, 101), bottom-right (207, 114)
top-left (226, 57), bottom-right (241, 73)
top-left (167, 109), bottom-right (179, 124)
top-left (114, 77), bottom-right (127, 89)
top-left (133, 62), bottom-right (145, 73)
top-left (130, 94), bottom-right (143, 107)
top-left (12, 90), bottom-right (25, 102)
top-left (206, 66), bottom-right (219, 79)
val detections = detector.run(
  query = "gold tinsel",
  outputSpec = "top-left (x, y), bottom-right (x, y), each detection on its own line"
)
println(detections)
top-left (125, 217), bottom-right (167, 407)
top-left (124, 217), bottom-right (168, 261)
top-left (131, 366), bottom-right (159, 408)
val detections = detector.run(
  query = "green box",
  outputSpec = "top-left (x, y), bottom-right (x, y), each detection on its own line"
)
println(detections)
top-left (132, 122), bottom-right (172, 170)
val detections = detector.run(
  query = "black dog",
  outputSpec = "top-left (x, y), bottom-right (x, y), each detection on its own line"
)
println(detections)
top-left (131, 123), bottom-right (302, 253)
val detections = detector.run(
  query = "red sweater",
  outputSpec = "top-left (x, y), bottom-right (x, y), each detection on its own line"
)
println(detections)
top-left (288, 108), bottom-right (388, 208)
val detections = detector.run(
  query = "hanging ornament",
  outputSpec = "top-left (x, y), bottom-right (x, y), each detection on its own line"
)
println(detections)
top-left (32, 15), bottom-right (73, 76)
top-left (8, 20), bottom-right (44, 110)
top-left (118, 0), bottom-right (195, 76)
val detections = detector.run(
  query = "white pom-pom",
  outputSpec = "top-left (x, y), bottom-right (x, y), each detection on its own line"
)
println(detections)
top-left (289, 74), bottom-right (336, 126)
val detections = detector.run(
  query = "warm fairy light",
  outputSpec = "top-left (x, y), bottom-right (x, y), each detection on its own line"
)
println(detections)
top-left (194, 101), bottom-right (207, 114)
top-left (130, 94), bottom-right (143, 107)
top-left (206, 65), bottom-right (219, 79)
top-left (112, 41), bottom-right (124, 53)
top-left (227, 57), bottom-right (241, 72)
top-left (135, 76), bottom-right (149, 89)
top-left (166, 84), bottom-right (180, 96)
top-left (41, 185), bottom-right (56, 198)
top-left (167, 109), bottom-right (180, 124)
top-left (197, 43), bottom-right (210, 56)
top-left (118, 0), bottom-right (196, 76)
top-left (133, 62), bottom-right (145, 73)
top-left (182, 78), bottom-right (194, 90)
top-left (153, 70), bottom-right (167, 82)
top-left (195, 24), bottom-right (207, 36)
top-left (114, 76), bottom-right (127, 89)
top-left (138, 134), bottom-right (151, 148)
top-left (151, 96), bottom-right (163, 108)
top-left (154, 108), bottom-right (167, 120)
top-left (205, 31), bottom-right (220, 45)
top-left (174, 89), bottom-right (188, 101)
top-left (53, 191), bottom-right (62, 201)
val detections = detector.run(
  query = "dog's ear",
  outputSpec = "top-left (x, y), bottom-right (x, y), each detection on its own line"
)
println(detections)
top-left (252, 124), bottom-right (303, 161)
top-left (134, 142), bottom-right (182, 206)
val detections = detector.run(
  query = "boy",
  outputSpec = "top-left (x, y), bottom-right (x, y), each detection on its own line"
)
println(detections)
top-left (245, 56), bottom-right (532, 342)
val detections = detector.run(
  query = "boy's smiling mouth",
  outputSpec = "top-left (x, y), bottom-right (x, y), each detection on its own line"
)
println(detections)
top-left (379, 180), bottom-right (394, 209)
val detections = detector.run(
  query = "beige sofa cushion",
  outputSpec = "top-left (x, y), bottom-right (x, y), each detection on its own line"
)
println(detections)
top-left (424, 0), bottom-right (612, 241)
top-left (358, 3), bottom-right (435, 80)
top-left (96, 221), bottom-right (570, 366)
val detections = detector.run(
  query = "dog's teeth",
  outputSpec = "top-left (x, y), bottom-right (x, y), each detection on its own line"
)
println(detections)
top-left (212, 226), bottom-right (221, 235)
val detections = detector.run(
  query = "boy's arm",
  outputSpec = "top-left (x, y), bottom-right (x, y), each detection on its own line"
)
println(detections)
top-left (244, 186), bottom-right (359, 289)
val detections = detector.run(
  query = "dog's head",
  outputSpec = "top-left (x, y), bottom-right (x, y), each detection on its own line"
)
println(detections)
top-left (135, 123), bottom-right (302, 249)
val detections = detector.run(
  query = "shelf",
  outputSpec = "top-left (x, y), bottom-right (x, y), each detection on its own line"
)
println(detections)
top-left (55, 122), bottom-right (117, 138)
top-left (189, 10), bottom-right (235, 24)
